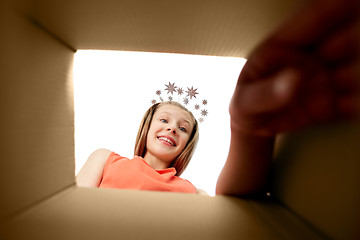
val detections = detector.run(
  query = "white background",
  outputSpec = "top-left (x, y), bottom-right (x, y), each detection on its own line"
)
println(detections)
top-left (73, 50), bottom-right (246, 196)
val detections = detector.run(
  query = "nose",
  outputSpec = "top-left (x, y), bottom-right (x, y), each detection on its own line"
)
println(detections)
top-left (167, 127), bottom-right (176, 134)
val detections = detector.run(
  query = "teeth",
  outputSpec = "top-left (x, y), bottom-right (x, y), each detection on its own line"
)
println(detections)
top-left (158, 137), bottom-right (175, 146)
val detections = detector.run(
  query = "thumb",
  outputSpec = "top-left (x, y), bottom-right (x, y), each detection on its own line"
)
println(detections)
top-left (239, 68), bottom-right (301, 115)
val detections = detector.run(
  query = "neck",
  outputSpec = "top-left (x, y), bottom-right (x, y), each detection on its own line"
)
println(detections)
top-left (143, 153), bottom-right (172, 170)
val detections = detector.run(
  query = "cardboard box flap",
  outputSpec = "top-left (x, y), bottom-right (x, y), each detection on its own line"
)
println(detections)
top-left (31, 0), bottom-right (301, 58)
top-left (2, 187), bottom-right (324, 240)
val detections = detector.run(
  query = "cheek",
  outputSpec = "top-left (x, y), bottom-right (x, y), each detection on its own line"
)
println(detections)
top-left (180, 135), bottom-right (190, 148)
top-left (146, 128), bottom-right (155, 145)
top-left (147, 125), bottom-right (157, 138)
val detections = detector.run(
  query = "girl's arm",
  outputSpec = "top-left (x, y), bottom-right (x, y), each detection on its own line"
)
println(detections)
top-left (76, 148), bottom-right (112, 187)
top-left (217, 0), bottom-right (359, 196)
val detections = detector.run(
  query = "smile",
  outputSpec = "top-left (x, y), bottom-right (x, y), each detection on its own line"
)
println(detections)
top-left (157, 136), bottom-right (176, 146)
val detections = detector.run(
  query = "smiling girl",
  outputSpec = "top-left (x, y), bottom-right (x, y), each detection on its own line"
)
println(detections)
top-left (76, 101), bottom-right (202, 194)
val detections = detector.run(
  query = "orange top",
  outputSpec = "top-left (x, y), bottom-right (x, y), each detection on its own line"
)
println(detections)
top-left (99, 152), bottom-right (196, 194)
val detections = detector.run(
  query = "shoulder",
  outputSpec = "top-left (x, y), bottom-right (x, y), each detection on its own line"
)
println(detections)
top-left (90, 148), bottom-right (112, 157)
top-left (88, 148), bottom-right (113, 165)
top-left (76, 148), bottom-right (113, 187)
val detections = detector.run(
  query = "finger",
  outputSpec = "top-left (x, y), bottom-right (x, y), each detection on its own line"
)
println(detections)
top-left (334, 63), bottom-right (360, 117)
top-left (264, 105), bottom-right (311, 135)
top-left (306, 91), bottom-right (335, 122)
top-left (243, 44), bottom-right (305, 80)
top-left (318, 20), bottom-right (360, 65)
top-left (271, 0), bottom-right (359, 48)
top-left (336, 94), bottom-right (360, 119)
top-left (333, 62), bottom-right (360, 95)
top-left (238, 68), bottom-right (301, 115)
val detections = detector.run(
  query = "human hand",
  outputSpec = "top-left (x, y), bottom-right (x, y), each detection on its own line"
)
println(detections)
top-left (229, 0), bottom-right (359, 137)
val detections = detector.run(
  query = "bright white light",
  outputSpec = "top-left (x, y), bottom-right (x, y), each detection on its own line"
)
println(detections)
top-left (73, 50), bottom-right (246, 196)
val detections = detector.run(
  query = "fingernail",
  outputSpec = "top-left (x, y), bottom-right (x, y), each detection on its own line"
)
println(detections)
top-left (273, 69), bottom-right (301, 99)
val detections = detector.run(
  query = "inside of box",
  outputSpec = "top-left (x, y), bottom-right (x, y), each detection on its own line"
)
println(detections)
top-left (1, 0), bottom-right (359, 239)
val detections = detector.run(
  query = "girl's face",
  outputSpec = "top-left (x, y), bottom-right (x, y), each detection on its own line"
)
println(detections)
top-left (145, 104), bottom-right (194, 166)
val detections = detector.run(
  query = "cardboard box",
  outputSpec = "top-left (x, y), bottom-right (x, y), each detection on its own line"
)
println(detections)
top-left (1, 0), bottom-right (359, 239)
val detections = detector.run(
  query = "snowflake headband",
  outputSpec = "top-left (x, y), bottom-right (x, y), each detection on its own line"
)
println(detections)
top-left (151, 82), bottom-right (208, 123)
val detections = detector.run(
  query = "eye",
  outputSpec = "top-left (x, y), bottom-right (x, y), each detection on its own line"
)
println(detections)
top-left (160, 118), bottom-right (168, 123)
top-left (179, 127), bottom-right (187, 132)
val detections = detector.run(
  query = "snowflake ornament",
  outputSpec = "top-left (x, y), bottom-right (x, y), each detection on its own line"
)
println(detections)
top-left (183, 98), bottom-right (189, 105)
top-left (165, 82), bottom-right (177, 95)
top-left (177, 88), bottom-right (184, 95)
top-left (201, 109), bottom-right (208, 116)
top-left (186, 86), bottom-right (198, 99)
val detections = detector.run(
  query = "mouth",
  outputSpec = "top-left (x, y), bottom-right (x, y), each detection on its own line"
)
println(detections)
top-left (157, 136), bottom-right (176, 146)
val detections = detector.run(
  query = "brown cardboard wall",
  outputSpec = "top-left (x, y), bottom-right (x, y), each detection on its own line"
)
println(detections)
top-left (31, 0), bottom-right (300, 58)
top-left (0, 1), bottom-right (76, 221)
top-left (2, 187), bottom-right (322, 240)
top-left (272, 124), bottom-right (360, 239)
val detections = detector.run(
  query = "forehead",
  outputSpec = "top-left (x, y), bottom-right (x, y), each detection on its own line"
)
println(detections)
top-left (155, 104), bottom-right (193, 123)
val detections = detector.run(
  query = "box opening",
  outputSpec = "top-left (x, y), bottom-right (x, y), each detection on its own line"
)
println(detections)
top-left (73, 50), bottom-right (246, 196)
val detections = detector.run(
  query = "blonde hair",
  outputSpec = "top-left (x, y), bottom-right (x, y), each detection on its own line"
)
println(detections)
top-left (134, 101), bottom-right (199, 176)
